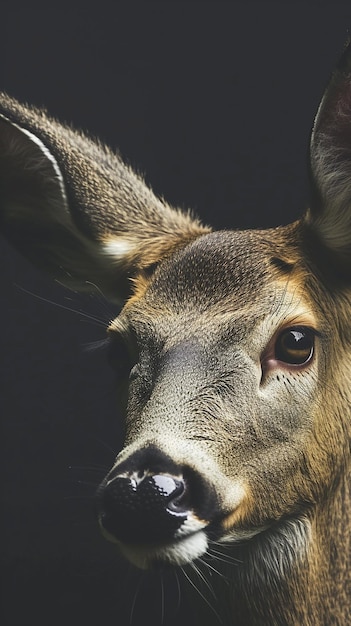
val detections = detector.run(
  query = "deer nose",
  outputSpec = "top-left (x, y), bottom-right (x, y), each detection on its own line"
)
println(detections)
top-left (97, 473), bottom-right (189, 544)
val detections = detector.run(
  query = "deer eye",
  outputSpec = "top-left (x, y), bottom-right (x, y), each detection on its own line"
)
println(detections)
top-left (274, 327), bottom-right (314, 365)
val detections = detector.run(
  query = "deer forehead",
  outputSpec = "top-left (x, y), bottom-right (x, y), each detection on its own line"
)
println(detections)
top-left (148, 230), bottom-right (274, 308)
top-left (114, 228), bottom-right (317, 348)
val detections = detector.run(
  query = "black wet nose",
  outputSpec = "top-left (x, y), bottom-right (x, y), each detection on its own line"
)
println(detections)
top-left (98, 473), bottom-right (189, 544)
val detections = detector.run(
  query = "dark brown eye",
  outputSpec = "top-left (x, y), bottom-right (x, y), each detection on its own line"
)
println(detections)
top-left (275, 327), bottom-right (314, 365)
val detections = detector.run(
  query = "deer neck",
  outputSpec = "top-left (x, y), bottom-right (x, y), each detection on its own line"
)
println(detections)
top-left (219, 469), bottom-right (351, 626)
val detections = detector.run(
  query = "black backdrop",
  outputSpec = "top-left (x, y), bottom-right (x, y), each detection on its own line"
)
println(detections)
top-left (1, 4), bottom-right (351, 626)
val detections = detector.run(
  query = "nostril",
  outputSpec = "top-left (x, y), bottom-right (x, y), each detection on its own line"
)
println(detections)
top-left (152, 474), bottom-right (183, 497)
top-left (151, 474), bottom-right (187, 514)
top-left (98, 473), bottom-right (189, 544)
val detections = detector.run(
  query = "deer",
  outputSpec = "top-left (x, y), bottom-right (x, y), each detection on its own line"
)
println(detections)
top-left (1, 40), bottom-right (351, 626)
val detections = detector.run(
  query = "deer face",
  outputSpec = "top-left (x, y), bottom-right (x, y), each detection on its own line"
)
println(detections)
top-left (1, 41), bottom-right (351, 583)
top-left (96, 228), bottom-right (340, 569)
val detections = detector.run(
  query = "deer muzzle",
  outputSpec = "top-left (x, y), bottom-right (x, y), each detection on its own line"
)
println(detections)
top-left (95, 444), bottom-right (222, 568)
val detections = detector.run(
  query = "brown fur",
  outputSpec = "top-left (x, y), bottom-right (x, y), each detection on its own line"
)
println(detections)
top-left (1, 42), bottom-right (351, 626)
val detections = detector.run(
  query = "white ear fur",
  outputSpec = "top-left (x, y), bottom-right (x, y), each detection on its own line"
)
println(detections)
top-left (103, 238), bottom-right (137, 259)
top-left (12, 123), bottom-right (69, 207)
top-left (0, 114), bottom-right (118, 297)
top-left (0, 114), bottom-right (70, 225)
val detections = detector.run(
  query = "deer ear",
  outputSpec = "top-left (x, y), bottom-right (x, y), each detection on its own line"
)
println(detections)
top-left (307, 40), bottom-right (351, 274)
top-left (0, 113), bottom-right (110, 293)
top-left (0, 94), bottom-right (208, 302)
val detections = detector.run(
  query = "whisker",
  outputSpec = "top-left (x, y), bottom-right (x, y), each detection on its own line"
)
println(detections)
top-left (173, 568), bottom-right (181, 614)
top-left (191, 561), bottom-right (217, 599)
top-left (15, 284), bottom-right (109, 328)
top-left (67, 425), bottom-right (118, 458)
top-left (85, 281), bottom-right (118, 319)
top-left (160, 571), bottom-right (165, 625)
top-left (83, 338), bottom-right (110, 353)
top-left (209, 547), bottom-right (243, 566)
top-left (129, 574), bottom-right (143, 626)
top-left (199, 557), bottom-right (229, 582)
top-left (180, 567), bottom-right (223, 624)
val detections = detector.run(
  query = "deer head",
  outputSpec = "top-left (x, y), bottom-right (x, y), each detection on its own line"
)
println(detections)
top-left (1, 41), bottom-right (351, 625)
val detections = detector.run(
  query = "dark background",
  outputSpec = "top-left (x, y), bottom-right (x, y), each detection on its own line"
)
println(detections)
top-left (1, 4), bottom-right (351, 626)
